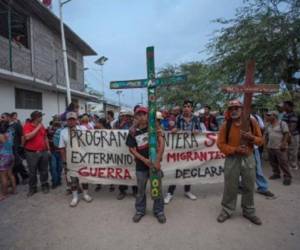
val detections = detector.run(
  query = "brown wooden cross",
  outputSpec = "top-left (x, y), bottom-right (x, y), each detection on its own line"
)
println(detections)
top-left (222, 60), bottom-right (278, 144)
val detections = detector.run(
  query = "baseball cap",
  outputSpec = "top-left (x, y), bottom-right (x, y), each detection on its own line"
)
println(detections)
top-left (135, 106), bottom-right (148, 114)
top-left (156, 111), bottom-right (163, 120)
top-left (66, 112), bottom-right (78, 120)
top-left (30, 111), bottom-right (44, 120)
top-left (120, 109), bottom-right (134, 116)
top-left (266, 110), bottom-right (279, 117)
top-left (228, 100), bottom-right (243, 108)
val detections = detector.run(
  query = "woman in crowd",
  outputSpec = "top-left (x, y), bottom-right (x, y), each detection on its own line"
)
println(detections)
top-left (0, 119), bottom-right (16, 201)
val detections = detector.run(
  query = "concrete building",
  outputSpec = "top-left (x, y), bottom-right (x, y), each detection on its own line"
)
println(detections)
top-left (0, 0), bottom-right (99, 125)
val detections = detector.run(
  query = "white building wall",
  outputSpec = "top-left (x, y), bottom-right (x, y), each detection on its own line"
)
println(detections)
top-left (0, 80), bottom-right (90, 126)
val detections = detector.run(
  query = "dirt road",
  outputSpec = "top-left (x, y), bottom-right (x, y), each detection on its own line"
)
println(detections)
top-left (0, 166), bottom-right (299, 250)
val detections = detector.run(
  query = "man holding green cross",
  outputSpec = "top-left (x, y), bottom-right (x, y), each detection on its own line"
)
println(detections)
top-left (126, 106), bottom-right (166, 223)
top-left (110, 46), bottom-right (187, 223)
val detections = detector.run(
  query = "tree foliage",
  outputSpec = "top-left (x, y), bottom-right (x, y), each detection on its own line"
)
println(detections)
top-left (157, 0), bottom-right (300, 110)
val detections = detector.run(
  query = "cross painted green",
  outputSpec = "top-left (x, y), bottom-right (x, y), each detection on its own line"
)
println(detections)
top-left (110, 46), bottom-right (187, 199)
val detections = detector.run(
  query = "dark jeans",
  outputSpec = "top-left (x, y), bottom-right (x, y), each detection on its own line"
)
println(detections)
top-left (168, 184), bottom-right (191, 195)
top-left (13, 148), bottom-right (28, 184)
top-left (25, 151), bottom-right (49, 191)
top-left (119, 185), bottom-right (138, 194)
top-left (135, 171), bottom-right (164, 216)
top-left (50, 151), bottom-right (62, 186)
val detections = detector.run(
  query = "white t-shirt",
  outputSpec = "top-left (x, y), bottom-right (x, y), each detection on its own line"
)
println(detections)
top-left (58, 125), bottom-right (85, 149)
top-left (251, 114), bottom-right (264, 149)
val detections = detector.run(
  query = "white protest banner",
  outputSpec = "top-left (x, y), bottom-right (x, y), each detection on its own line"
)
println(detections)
top-left (67, 130), bottom-right (225, 185)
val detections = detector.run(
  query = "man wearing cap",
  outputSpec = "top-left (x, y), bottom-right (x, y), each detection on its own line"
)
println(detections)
top-left (126, 106), bottom-right (166, 223)
top-left (217, 100), bottom-right (263, 225)
top-left (23, 111), bottom-right (50, 196)
top-left (59, 112), bottom-right (93, 207)
top-left (265, 110), bottom-right (292, 185)
top-left (114, 109), bottom-right (138, 200)
top-left (282, 101), bottom-right (299, 170)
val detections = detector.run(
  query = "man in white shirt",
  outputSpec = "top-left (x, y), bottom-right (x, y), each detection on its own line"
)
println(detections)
top-left (59, 112), bottom-right (93, 207)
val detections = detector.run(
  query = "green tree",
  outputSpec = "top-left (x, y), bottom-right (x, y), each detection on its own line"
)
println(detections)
top-left (207, 0), bottom-right (300, 85)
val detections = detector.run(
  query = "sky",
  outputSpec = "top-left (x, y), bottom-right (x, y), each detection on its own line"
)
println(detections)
top-left (51, 0), bottom-right (244, 107)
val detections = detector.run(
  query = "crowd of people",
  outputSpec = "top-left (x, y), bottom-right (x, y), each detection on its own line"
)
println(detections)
top-left (0, 99), bottom-right (299, 224)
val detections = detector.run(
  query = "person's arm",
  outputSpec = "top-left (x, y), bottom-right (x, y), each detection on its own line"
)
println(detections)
top-left (60, 148), bottom-right (66, 162)
top-left (217, 122), bottom-right (238, 155)
top-left (128, 147), bottom-right (151, 167)
top-left (280, 122), bottom-right (289, 150)
top-left (0, 134), bottom-right (7, 143)
top-left (155, 130), bottom-right (165, 170)
top-left (24, 123), bottom-right (42, 141)
top-left (45, 137), bottom-right (51, 153)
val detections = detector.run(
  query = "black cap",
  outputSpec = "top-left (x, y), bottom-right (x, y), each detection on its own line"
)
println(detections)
top-left (30, 111), bottom-right (44, 120)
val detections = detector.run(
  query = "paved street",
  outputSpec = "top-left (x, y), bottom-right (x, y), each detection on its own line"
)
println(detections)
top-left (0, 165), bottom-right (299, 250)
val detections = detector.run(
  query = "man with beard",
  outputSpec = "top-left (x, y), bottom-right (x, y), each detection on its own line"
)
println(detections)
top-left (216, 100), bottom-right (263, 225)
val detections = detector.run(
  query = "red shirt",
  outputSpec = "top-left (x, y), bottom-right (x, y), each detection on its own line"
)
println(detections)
top-left (23, 123), bottom-right (47, 151)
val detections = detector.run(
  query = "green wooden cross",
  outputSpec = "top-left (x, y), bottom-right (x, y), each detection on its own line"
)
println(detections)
top-left (110, 46), bottom-right (187, 199)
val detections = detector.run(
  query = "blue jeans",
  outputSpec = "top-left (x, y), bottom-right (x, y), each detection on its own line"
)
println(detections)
top-left (254, 148), bottom-right (269, 192)
top-left (135, 171), bottom-right (164, 216)
top-left (50, 151), bottom-right (62, 186)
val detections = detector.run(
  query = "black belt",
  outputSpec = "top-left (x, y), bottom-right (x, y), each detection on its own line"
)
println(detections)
top-left (25, 149), bottom-right (46, 153)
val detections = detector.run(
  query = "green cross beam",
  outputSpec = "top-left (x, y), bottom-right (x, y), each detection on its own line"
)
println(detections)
top-left (110, 46), bottom-right (187, 199)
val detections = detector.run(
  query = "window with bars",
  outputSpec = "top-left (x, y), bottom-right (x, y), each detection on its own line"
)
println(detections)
top-left (15, 88), bottom-right (42, 110)
top-left (68, 58), bottom-right (77, 80)
top-left (0, 2), bottom-right (29, 48)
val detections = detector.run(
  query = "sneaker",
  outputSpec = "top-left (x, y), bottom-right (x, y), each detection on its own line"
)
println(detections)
top-left (256, 190), bottom-right (275, 197)
top-left (164, 193), bottom-right (173, 204)
top-left (51, 184), bottom-right (58, 189)
top-left (269, 174), bottom-right (280, 180)
top-left (132, 213), bottom-right (144, 223)
top-left (156, 214), bottom-right (167, 224)
top-left (83, 193), bottom-right (93, 203)
top-left (243, 214), bottom-right (262, 225)
top-left (27, 189), bottom-right (37, 197)
top-left (70, 197), bottom-right (79, 207)
top-left (283, 178), bottom-right (292, 186)
top-left (117, 191), bottom-right (126, 200)
top-left (185, 191), bottom-right (197, 200)
top-left (217, 210), bottom-right (230, 223)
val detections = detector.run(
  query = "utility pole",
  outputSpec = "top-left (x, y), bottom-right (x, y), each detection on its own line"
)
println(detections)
top-left (141, 93), bottom-right (144, 105)
top-left (116, 90), bottom-right (122, 112)
top-left (59, 0), bottom-right (72, 105)
top-left (95, 56), bottom-right (108, 99)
